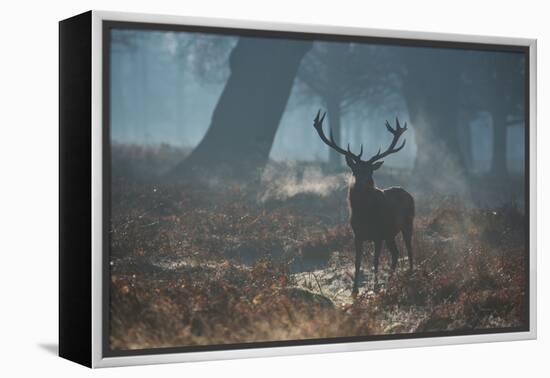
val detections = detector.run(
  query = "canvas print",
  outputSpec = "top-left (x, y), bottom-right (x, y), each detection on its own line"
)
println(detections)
top-left (106, 24), bottom-right (528, 353)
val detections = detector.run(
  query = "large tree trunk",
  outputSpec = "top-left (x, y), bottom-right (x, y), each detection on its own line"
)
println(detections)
top-left (491, 111), bottom-right (508, 176)
top-left (174, 37), bottom-right (312, 178)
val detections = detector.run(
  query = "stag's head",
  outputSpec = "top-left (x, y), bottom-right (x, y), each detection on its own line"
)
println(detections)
top-left (313, 110), bottom-right (408, 188)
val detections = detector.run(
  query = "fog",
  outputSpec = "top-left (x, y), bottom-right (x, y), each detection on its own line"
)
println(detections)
top-left (109, 28), bottom-right (526, 204)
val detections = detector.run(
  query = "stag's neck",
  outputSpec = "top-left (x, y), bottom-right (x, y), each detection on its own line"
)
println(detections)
top-left (348, 178), bottom-right (381, 224)
top-left (349, 178), bottom-right (378, 207)
top-left (350, 177), bottom-right (376, 195)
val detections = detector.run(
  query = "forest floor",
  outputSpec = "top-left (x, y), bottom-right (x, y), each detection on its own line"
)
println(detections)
top-left (108, 144), bottom-right (528, 351)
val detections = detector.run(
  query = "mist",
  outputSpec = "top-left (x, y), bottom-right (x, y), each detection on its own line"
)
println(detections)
top-left (109, 28), bottom-right (526, 208)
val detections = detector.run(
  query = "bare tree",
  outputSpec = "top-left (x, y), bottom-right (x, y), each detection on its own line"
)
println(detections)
top-left (398, 47), bottom-right (469, 177)
top-left (462, 51), bottom-right (525, 176)
top-left (298, 42), bottom-right (395, 166)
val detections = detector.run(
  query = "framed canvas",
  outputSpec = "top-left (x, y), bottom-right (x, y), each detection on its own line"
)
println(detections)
top-left (59, 10), bottom-right (537, 368)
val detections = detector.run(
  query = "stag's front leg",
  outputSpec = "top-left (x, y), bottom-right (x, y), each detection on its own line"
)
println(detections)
top-left (352, 237), bottom-right (363, 297)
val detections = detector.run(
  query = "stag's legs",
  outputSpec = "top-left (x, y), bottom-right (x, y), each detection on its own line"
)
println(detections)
top-left (402, 220), bottom-right (414, 271)
top-left (352, 238), bottom-right (363, 297)
top-left (386, 238), bottom-right (399, 271)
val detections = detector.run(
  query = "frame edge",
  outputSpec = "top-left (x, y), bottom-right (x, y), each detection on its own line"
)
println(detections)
top-left (89, 9), bottom-right (538, 368)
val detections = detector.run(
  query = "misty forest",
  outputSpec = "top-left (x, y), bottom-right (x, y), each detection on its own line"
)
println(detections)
top-left (108, 28), bottom-right (527, 351)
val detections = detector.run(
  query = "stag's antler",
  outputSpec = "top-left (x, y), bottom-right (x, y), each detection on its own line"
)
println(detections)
top-left (313, 110), bottom-right (363, 161)
top-left (367, 117), bottom-right (407, 163)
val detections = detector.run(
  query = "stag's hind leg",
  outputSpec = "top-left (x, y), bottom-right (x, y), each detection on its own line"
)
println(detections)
top-left (352, 237), bottom-right (363, 297)
top-left (386, 238), bottom-right (399, 272)
top-left (402, 218), bottom-right (414, 271)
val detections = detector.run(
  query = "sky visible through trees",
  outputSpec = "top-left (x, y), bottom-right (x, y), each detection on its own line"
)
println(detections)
top-left (109, 28), bottom-right (525, 174)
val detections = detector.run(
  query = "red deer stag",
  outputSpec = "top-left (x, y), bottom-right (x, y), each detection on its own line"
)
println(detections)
top-left (313, 111), bottom-right (415, 296)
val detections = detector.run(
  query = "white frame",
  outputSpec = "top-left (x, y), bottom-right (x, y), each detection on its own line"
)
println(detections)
top-left (90, 10), bottom-right (537, 368)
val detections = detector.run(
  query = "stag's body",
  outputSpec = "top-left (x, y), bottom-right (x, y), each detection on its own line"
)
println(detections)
top-left (349, 184), bottom-right (414, 284)
top-left (313, 111), bottom-right (415, 296)
top-left (350, 185), bottom-right (414, 243)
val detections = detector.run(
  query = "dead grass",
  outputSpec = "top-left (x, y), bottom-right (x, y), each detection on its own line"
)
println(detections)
top-left (108, 144), bottom-right (527, 351)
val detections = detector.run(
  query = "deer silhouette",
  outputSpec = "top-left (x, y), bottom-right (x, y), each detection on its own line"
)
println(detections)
top-left (313, 111), bottom-right (415, 296)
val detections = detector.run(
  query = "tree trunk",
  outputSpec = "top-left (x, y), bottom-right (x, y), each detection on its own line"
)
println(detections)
top-left (174, 37), bottom-right (312, 178)
top-left (324, 43), bottom-right (348, 168)
top-left (408, 98), bottom-right (464, 172)
top-left (488, 55), bottom-right (512, 178)
top-left (326, 95), bottom-right (342, 167)
top-left (401, 48), bottom-right (467, 193)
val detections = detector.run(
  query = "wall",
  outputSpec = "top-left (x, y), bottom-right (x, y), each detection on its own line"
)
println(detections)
top-left (0, 0), bottom-right (546, 376)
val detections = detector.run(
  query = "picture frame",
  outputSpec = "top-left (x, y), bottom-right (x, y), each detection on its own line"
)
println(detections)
top-left (59, 10), bottom-right (537, 368)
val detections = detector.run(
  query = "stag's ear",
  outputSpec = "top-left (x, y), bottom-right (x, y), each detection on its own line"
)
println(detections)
top-left (345, 155), bottom-right (356, 169)
top-left (372, 161), bottom-right (384, 170)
